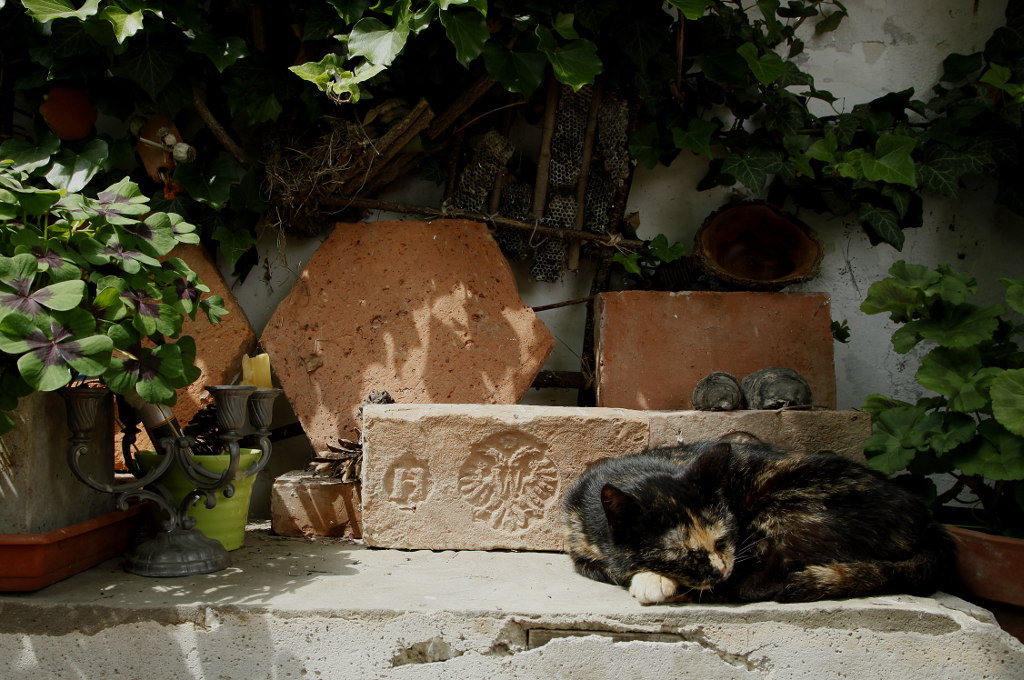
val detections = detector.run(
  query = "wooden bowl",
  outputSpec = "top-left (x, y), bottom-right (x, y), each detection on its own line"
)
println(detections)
top-left (693, 201), bottom-right (823, 290)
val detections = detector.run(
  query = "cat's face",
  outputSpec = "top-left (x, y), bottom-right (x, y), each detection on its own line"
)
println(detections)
top-left (602, 477), bottom-right (737, 591)
top-left (639, 506), bottom-right (736, 590)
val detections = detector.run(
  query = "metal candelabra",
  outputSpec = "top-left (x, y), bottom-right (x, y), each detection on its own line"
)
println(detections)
top-left (61, 384), bottom-right (282, 577)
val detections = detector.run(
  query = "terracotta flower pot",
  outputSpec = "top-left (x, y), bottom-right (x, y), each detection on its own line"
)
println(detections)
top-left (0, 504), bottom-right (147, 591)
top-left (948, 525), bottom-right (1024, 642)
top-left (136, 449), bottom-right (262, 551)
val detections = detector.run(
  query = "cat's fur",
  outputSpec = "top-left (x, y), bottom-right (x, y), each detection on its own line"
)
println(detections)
top-left (562, 440), bottom-right (955, 605)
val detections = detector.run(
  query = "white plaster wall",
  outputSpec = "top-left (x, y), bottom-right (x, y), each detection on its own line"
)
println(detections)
top-left (223, 0), bottom-right (1023, 426)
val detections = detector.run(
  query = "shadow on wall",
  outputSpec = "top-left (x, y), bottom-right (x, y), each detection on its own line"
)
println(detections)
top-left (259, 220), bottom-right (554, 453)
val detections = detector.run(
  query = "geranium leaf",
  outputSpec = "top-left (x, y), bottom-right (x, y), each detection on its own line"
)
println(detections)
top-left (916, 347), bottom-right (1000, 412)
top-left (952, 419), bottom-right (1024, 480)
top-left (992, 369), bottom-right (1024, 437)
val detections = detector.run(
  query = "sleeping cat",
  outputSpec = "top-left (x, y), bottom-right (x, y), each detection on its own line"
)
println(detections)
top-left (562, 440), bottom-right (955, 605)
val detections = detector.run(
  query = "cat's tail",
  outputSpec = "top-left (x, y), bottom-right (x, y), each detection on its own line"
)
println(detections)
top-left (777, 522), bottom-right (958, 602)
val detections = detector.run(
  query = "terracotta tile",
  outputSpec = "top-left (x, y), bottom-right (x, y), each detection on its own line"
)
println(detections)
top-left (270, 471), bottom-right (362, 538)
top-left (595, 291), bottom-right (836, 410)
top-left (259, 220), bottom-right (554, 453)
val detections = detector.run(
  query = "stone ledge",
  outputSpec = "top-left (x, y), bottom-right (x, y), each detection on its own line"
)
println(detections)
top-left (360, 404), bottom-right (871, 550)
top-left (1, 529), bottom-right (1021, 679)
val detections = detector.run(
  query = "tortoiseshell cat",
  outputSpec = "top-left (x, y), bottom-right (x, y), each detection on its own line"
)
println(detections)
top-left (562, 441), bottom-right (955, 605)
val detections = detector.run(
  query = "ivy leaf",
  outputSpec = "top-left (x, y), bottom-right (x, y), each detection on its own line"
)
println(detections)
top-left (173, 158), bottom-right (242, 210)
top-left (482, 43), bottom-right (547, 97)
top-left (114, 42), bottom-right (181, 100)
top-left (21, 0), bottom-right (101, 22)
top-left (612, 252), bottom-right (642, 275)
top-left (940, 52), bottom-right (984, 83)
top-left (992, 369), bottom-right (1024, 437)
top-left (672, 118), bottom-right (718, 158)
top-left (665, 0), bottom-right (713, 20)
top-left (190, 33), bottom-right (249, 72)
top-left (858, 202), bottom-right (903, 250)
top-left (721, 149), bottom-right (785, 196)
top-left (98, 4), bottom-right (146, 43)
top-left (327, 0), bottom-right (372, 24)
top-left (439, 9), bottom-right (488, 67)
top-left (916, 347), bottom-right (1000, 412)
top-left (349, 17), bottom-right (410, 66)
top-left (44, 140), bottom-right (108, 193)
top-left (815, 9), bottom-right (847, 35)
top-left (860, 134), bottom-right (917, 187)
top-left (737, 42), bottom-right (787, 86)
top-left (535, 26), bottom-right (602, 91)
top-left (629, 123), bottom-right (663, 170)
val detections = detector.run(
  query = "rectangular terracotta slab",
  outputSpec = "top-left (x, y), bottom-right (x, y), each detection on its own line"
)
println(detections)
top-left (595, 291), bottom-right (836, 410)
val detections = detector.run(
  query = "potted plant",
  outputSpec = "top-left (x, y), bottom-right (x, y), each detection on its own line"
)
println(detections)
top-left (0, 159), bottom-right (227, 587)
top-left (860, 260), bottom-right (1024, 636)
top-left (133, 402), bottom-right (264, 552)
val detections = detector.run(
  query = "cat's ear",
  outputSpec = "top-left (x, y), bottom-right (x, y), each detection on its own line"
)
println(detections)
top-left (600, 484), bottom-right (642, 531)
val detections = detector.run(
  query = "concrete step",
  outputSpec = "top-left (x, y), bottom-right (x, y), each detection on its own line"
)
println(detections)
top-left (2, 527), bottom-right (1022, 679)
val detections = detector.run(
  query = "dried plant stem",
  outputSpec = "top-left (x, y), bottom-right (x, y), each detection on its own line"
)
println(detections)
top-left (192, 81), bottom-right (250, 167)
top-left (427, 75), bottom-right (497, 140)
top-left (532, 75), bottom-right (561, 220)
top-left (309, 194), bottom-right (644, 249)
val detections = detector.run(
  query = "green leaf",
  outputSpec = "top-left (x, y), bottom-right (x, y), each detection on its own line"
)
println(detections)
top-left (114, 43), bottom-right (181, 100)
top-left (860, 134), bottom-right (917, 187)
top-left (535, 27), bottom-right (602, 91)
top-left (98, 4), bottom-right (145, 43)
top-left (190, 33), bottom-right (249, 72)
top-left (672, 118), bottom-right (718, 158)
top-left (612, 252), bottom-right (642, 275)
top-left (482, 43), bottom-right (547, 97)
top-left (858, 203), bottom-right (903, 250)
top-left (940, 52), bottom-right (984, 83)
top-left (992, 369), bottom-right (1024, 436)
top-left (721, 149), bottom-right (785, 196)
top-left (328, 0), bottom-right (372, 24)
top-left (173, 158), bottom-right (242, 210)
top-left (552, 12), bottom-right (579, 40)
top-left (21, 0), bottom-right (101, 22)
top-left (1001, 277), bottom-right (1024, 316)
top-left (912, 303), bottom-right (1003, 348)
top-left (916, 347), bottom-right (1000, 412)
top-left (805, 131), bottom-right (838, 164)
top-left (952, 419), bottom-right (1024, 480)
top-left (349, 17), bottom-right (410, 66)
top-left (815, 9), bottom-right (847, 34)
top-left (439, 9), bottom-right (488, 67)
top-left (864, 404), bottom-right (929, 474)
top-left (44, 140), bottom-right (108, 193)
top-left (737, 42), bottom-right (787, 86)
top-left (0, 135), bottom-right (61, 173)
top-left (665, 0), bottom-right (713, 20)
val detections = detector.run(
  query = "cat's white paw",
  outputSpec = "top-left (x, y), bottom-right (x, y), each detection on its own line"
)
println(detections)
top-left (629, 571), bottom-right (678, 605)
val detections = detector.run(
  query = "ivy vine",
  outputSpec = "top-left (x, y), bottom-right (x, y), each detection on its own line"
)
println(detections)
top-left (0, 0), bottom-right (1021, 266)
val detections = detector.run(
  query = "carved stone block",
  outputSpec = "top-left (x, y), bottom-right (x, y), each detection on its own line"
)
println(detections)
top-left (360, 404), bottom-right (650, 551)
top-left (360, 404), bottom-right (872, 551)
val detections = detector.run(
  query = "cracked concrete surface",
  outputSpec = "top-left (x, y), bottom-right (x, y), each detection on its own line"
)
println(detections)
top-left (1, 528), bottom-right (1022, 679)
